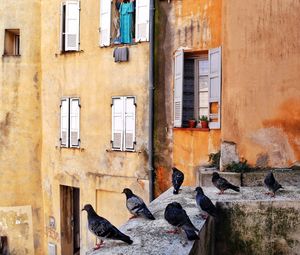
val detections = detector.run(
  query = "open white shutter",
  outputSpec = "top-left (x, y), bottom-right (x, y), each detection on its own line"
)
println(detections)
top-left (112, 97), bottom-right (124, 150)
top-left (60, 98), bottom-right (69, 147)
top-left (208, 47), bottom-right (222, 129)
top-left (65, 1), bottom-right (80, 51)
top-left (173, 49), bottom-right (184, 127)
top-left (135, 0), bottom-right (150, 42)
top-left (70, 98), bottom-right (80, 147)
top-left (99, 0), bottom-right (111, 46)
top-left (124, 97), bottom-right (136, 151)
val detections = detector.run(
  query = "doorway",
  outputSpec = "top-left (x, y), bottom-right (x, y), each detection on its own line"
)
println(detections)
top-left (60, 185), bottom-right (80, 255)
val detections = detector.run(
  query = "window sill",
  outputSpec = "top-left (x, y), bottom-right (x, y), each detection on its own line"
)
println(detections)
top-left (173, 127), bottom-right (210, 132)
top-left (55, 50), bottom-right (84, 56)
top-left (56, 146), bottom-right (84, 151)
top-left (100, 40), bottom-right (148, 49)
top-left (2, 54), bottom-right (21, 57)
top-left (106, 149), bottom-right (141, 154)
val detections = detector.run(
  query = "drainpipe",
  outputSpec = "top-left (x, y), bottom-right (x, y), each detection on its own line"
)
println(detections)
top-left (148, 0), bottom-right (155, 202)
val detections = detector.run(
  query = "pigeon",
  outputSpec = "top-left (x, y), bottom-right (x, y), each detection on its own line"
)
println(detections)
top-left (164, 202), bottom-right (199, 240)
top-left (195, 187), bottom-right (217, 219)
top-left (264, 171), bottom-right (283, 197)
top-left (122, 188), bottom-right (155, 220)
top-left (82, 204), bottom-right (133, 249)
top-left (212, 172), bottom-right (240, 194)
top-left (172, 167), bottom-right (184, 194)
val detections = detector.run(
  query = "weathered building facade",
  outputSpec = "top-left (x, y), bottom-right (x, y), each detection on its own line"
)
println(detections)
top-left (154, 0), bottom-right (300, 192)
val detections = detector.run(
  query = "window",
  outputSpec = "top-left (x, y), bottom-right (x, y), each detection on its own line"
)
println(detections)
top-left (174, 47), bottom-right (222, 129)
top-left (111, 96), bottom-right (136, 151)
top-left (4, 29), bottom-right (20, 56)
top-left (60, 1), bottom-right (80, 52)
top-left (60, 98), bottom-right (80, 148)
top-left (99, 0), bottom-right (149, 47)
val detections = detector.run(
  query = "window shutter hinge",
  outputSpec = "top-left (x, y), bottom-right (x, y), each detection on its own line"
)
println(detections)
top-left (134, 102), bottom-right (137, 107)
top-left (110, 140), bottom-right (113, 144)
top-left (79, 103), bottom-right (81, 108)
top-left (111, 103), bottom-right (113, 107)
top-left (133, 141), bottom-right (137, 145)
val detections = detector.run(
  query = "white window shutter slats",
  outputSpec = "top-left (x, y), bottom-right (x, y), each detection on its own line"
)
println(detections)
top-left (60, 98), bottom-right (69, 147)
top-left (99, 0), bottom-right (112, 46)
top-left (112, 97), bottom-right (124, 150)
top-left (208, 47), bottom-right (222, 129)
top-left (173, 49), bottom-right (184, 127)
top-left (65, 1), bottom-right (80, 51)
top-left (70, 98), bottom-right (80, 147)
top-left (135, 0), bottom-right (150, 42)
top-left (124, 97), bottom-right (136, 151)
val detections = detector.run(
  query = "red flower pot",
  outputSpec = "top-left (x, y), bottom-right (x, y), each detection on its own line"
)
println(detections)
top-left (188, 120), bottom-right (197, 128)
top-left (201, 121), bottom-right (208, 128)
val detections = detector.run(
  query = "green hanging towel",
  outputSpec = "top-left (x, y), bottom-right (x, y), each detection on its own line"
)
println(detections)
top-left (120, 2), bottom-right (134, 44)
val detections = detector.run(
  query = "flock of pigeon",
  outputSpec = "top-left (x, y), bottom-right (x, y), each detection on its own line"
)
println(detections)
top-left (82, 167), bottom-right (283, 250)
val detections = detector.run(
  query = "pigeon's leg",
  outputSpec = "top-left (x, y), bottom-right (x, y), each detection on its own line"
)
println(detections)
top-left (217, 190), bottom-right (224, 195)
top-left (265, 191), bottom-right (272, 195)
top-left (93, 240), bottom-right (104, 251)
top-left (166, 227), bottom-right (180, 234)
top-left (200, 213), bottom-right (208, 220)
top-left (270, 192), bottom-right (275, 198)
top-left (129, 215), bottom-right (138, 220)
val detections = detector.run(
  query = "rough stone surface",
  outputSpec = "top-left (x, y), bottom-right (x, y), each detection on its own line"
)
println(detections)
top-left (88, 187), bottom-right (213, 255)
top-left (198, 167), bottom-right (241, 187)
top-left (220, 142), bottom-right (239, 171)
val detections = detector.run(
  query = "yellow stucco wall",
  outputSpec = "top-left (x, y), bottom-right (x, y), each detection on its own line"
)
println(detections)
top-left (222, 0), bottom-right (300, 167)
top-left (40, 0), bottom-right (150, 254)
top-left (0, 1), bottom-right (44, 254)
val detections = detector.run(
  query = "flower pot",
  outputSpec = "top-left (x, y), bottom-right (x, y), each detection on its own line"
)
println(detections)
top-left (201, 121), bottom-right (208, 128)
top-left (188, 120), bottom-right (197, 128)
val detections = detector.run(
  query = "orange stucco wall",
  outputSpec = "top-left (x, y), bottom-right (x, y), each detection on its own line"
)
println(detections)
top-left (222, 0), bottom-right (300, 167)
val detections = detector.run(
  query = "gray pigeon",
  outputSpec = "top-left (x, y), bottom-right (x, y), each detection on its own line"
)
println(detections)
top-left (172, 167), bottom-right (184, 194)
top-left (122, 188), bottom-right (155, 220)
top-left (212, 172), bottom-right (240, 194)
top-left (164, 202), bottom-right (199, 240)
top-left (264, 171), bottom-right (283, 197)
top-left (82, 204), bottom-right (133, 249)
top-left (195, 187), bottom-right (217, 219)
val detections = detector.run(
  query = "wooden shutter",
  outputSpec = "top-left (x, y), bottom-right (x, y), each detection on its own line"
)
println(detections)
top-left (173, 49), bottom-right (184, 127)
top-left (124, 97), bottom-right (136, 151)
top-left (70, 98), bottom-right (80, 147)
top-left (208, 47), bottom-right (222, 129)
top-left (65, 1), bottom-right (80, 51)
top-left (135, 0), bottom-right (150, 42)
top-left (99, 0), bottom-right (111, 46)
top-left (60, 98), bottom-right (69, 147)
top-left (112, 97), bottom-right (124, 150)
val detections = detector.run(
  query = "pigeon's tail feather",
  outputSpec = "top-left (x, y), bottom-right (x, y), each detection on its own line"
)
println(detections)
top-left (143, 207), bottom-right (155, 220)
top-left (118, 233), bottom-right (133, 245)
top-left (184, 230), bottom-right (199, 241)
top-left (228, 184), bottom-right (240, 192)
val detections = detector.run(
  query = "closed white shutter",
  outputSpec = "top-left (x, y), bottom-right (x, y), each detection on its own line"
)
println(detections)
top-left (99, 0), bottom-right (111, 46)
top-left (65, 1), bottom-right (80, 51)
top-left (173, 49), bottom-right (184, 127)
top-left (135, 0), bottom-right (150, 42)
top-left (70, 98), bottom-right (80, 147)
top-left (60, 98), bottom-right (69, 147)
top-left (112, 97), bottom-right (124, 150)
top-left (208, 47), bottom-right (222, 129)
top-left (124, 97), bottom-right (136, 151)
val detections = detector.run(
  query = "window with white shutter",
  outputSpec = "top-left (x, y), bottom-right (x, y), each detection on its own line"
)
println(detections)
top-left (60, 97), bottom-right (80, 148)
top-left (173, 47), bottom-right (222, 129)
top-left (60, 98), bottom-right (69, 147)
top-left (135, 0), bottom-right (150, 42)
top-left (99, 0), bottom-right (112, 46)
top-left (61, 1), bottom-right (80, 52)
top-left (173, 49), bottom-right (184, 127)
top-left (70, 98), bottom-right (80, 147)
top-left (208, 47), bottom-right (221, 129)
top-left (111, 96), bottom-right (136, 151)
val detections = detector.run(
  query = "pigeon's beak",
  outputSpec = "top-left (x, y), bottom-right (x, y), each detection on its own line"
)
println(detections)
top-left (81, 208), bottom-right (85, 212)
top-left (121, 191), bottom-right (124, 194)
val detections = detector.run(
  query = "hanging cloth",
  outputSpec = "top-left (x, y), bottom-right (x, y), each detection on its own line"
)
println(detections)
top-left (119, 2), bottom-right (134, 44)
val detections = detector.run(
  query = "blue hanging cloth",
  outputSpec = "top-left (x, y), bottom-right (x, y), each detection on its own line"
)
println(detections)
top-left (119, 2), bottom-right (134, 44)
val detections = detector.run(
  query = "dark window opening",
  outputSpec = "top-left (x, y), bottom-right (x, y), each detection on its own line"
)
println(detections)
top-left (4, 29), bottom-right (20, 56)
top-left (61, 4), bottom-right (66, 52)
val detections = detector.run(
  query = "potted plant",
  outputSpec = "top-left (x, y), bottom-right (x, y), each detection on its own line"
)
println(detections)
top-left (199, 115), bottom-right (209, 128)
top-left (188, 118), bottom-right (197, 128)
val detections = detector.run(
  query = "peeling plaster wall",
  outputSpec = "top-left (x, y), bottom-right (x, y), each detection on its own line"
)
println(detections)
top-left (155, 0), bottom-right (222, 192)
top-left (40, 0), bottom-right (150, 254)
top-left (0, 1), bottom-right (44, 254)
top-left (222, 0), bottom-right (300, 167)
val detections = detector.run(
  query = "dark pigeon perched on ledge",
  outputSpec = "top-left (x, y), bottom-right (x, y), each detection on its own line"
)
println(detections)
top-left (172, 167), bottom-right (184, 194)
top-left (82, 204), bottom-right (133, 250)
top-left (164, 202), bottom-right (199, 240)
top-left (264, 171), bottom-right (283, 197)
top-left (195, 187), bottom-right (217, 219)
top-left (122, 188), bottom-right (155, 220)
top-left (212, 172), bottom-right (240, 194)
